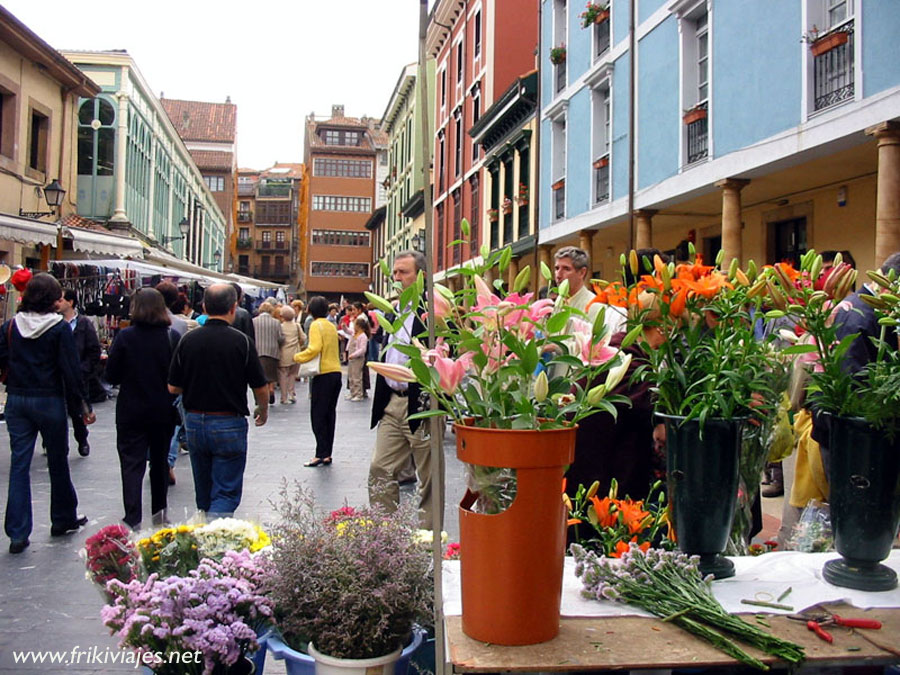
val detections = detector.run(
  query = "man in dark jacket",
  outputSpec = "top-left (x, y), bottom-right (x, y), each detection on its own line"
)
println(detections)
top-left (230, 283), bottom-right (255, 344)
top-left (368, 250), bottom-right (439, 529)
top-left (59, 289), bottom-right (101, 457)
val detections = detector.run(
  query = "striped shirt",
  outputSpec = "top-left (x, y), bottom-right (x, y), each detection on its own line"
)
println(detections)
top-left (251, 313), bottom-right (283, 359)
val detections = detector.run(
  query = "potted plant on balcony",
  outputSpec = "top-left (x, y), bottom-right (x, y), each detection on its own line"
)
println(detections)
top-left (486, 208), bottom-right (499, 222)
top-left (365, 224), bottom-right (632, 645)
top-left (515, 182), bottom-right (529, 206)
top-left (549, 43), bottom-right (567, 65)
top-left (592, 156), bottom-right (609, 170)
top-left (682, 103), bottom-right (707, 125)
top-left (803, 25), bottom-right (849, 57)
top-left (501, 197), bottom-right (513, 215)
top-left (580, 2), bottom-right (609, 29)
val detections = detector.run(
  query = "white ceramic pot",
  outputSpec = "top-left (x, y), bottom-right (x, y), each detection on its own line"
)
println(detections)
top-left (307, 643), bottom-right (402, 675)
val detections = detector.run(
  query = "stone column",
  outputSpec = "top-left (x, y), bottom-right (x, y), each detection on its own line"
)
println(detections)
top-left (109, 89), bottom-right (130, 227)
top-left (866, 121), bottom-right (900, 267)
top-left (715, 178), bottom-right (750, 269)
top-left (634, 210), bottom-right (657, 250)
top-left (507, 256), bottom-right (519, 291)
top-left (579, 229), bottom-right (595, 257)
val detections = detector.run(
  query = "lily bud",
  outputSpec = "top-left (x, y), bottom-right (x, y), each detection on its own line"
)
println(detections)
top-left (513, 265), bottom-right (532, 293)
top-left (534, 370), bottom-right (549, 402)
top-left (587, 383), bottom-right (607, 405)
top-left (586, 481), bottom-right (600, 500)
top-left (367, 361), bottom-right (417, 383)
top-left (735, 268), bottom-right (750, 286)
top-left (604, 353), bottom-right (633, 391)
top-left (629, 249), bottom-right (639, 277)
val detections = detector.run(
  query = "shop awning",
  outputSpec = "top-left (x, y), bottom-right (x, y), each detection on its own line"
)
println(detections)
top-left (62, 226), bottom-right (146, 258)
top-left (0, 213), bottom-right (58, 246)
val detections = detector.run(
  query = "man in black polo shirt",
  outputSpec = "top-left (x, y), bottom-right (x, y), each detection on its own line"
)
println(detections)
top-left (168, 284), bottom-right (268, 517)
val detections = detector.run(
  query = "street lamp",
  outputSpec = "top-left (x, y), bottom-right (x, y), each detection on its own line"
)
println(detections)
top-left (161, 217), bottom-right (190, 244)
top-left (19, 179), bottom-right (65, 219)
top-left (204, 249), bottom-right (222, 271)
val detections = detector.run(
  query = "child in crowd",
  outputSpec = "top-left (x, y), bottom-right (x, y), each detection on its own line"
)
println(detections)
top-left (346, 316), bottom-right (370, 402)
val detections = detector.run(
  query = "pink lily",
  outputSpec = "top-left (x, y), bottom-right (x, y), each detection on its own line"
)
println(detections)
top-left (571, 318), bottom-right (617, 366)
top-left (367, 362), bottom-right (417, 382)
top-left (433, 352), bottom-right (475, 394)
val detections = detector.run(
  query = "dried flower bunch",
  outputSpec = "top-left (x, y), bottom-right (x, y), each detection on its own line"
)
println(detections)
top-left (262, 483), bottom-right (433, 660)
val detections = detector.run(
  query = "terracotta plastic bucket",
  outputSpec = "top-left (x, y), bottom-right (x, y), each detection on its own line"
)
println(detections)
top-left (456, 423), bottom-right (575, 645)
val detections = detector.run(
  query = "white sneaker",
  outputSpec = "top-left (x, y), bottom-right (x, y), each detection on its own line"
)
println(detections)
top-left (350, 396), bottom-right (363, 402)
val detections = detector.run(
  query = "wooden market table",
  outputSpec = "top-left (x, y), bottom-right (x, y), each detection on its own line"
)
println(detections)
top-left (443, 552), bottom-right (900, 672)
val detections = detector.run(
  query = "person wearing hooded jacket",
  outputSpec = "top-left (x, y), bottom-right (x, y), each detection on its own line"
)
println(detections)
top-left (0, 273), bottom-right (95, 554)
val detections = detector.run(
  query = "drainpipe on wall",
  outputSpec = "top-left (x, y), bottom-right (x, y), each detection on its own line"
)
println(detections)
top-left (532, 0), bottom-right (542, 275)
top-left (628, 0), bottom-right (636, 250)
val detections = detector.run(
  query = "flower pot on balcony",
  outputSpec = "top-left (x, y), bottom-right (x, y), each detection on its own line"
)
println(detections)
top-left (810, 30), bottom-right (849, 57)
top-left (501, 203), bottom-right (513, 216)
top-left (549, 49), bottom-right (566, 65)
top-left (683, 107), bottom-right (707, 125)
top-left (593, 9), bottom-right (610, 25)
top-left (551, 179), bottom-right (565, 192)
top-left (592, 157), bottom-right (609, 170)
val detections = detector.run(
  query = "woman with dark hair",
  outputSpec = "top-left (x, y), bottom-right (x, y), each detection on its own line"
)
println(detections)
top-left (105, 287), bottom-right (179, 528)
top-left (294, 295), bottom-right (342, 467)
top-left (0, 273), bottom-right (95, 554)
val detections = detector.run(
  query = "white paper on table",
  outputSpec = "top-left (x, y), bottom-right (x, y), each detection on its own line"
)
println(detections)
top-left (442, 550), bottom-right (900, 618)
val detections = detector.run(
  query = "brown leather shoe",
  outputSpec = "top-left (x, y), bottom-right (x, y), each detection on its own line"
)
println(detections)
top-left (168, 467), bottom-right (176, 486)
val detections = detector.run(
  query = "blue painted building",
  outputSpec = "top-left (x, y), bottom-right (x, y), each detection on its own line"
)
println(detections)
top-left (539, 0), bottom-right (900, 276)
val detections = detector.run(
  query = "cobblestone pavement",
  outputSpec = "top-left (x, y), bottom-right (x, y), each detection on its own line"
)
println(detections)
top-left (0, 376), bottom-right (466, 673)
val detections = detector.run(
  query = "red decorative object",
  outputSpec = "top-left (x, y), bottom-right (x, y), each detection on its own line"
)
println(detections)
top-left (593, 9), bottom-right (610, 24)
top-left (683, 107), bottom-right (708, 125)
top-left (592, 157), bottom-right (609, 169)
top-left (810, 30), bottom-right (849, 57)
top-left (551, 179), bottom-right (565, 191)
top-left (10, 268), bottom-right (32, 292)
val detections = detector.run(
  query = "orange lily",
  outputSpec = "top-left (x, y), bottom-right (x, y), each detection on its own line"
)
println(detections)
top-left (589, 495), bottom-right (617, 529)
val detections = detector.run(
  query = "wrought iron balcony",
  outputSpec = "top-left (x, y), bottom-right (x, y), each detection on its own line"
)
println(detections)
top-left (236, 238), bottom-right (252, 250)
top-left (237, 211), bottom-right (253, 223)
top-left (553, 185), bottom-right (565, 221)
top-left (594, 158), bottom-right (610, 204)
top-left (813, 23), bottom-right (854, 112)
top-left (555, 61), bottom-right (566, 94)
top-left (685, 102), bottom-right (708, 166)
top-left (256, 239), bottom-right (289, 251)
top-left (255, 266), bottom-right (290, 280)
top-left (237, 185), bottom-right (256, 196)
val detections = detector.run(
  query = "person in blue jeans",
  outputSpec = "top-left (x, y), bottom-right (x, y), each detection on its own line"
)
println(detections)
top-left (0, 273), bottom-right (95, 553)
top-left (167, 284), bottom-right (269, 517)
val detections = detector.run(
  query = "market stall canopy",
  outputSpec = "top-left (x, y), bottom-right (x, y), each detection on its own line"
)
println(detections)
top-left (61, 226), bottom-right (146, 258)
top-left (0, 213), bottom-right (58, 247)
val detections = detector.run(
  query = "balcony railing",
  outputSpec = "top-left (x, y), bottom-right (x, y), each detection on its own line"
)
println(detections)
top-left (594, 158), bottom-right (610, 204)
top-left (255, 266), bottom-right (290, 280)
top-left (686, 102), bottom-right (708, 165)
top-left (237, 211), bottom-right (253, 223)
top-left (553, 185), bottom-right (565, 221)
top-left (237, 184), bottom-right (256, 196)
top-left (236, 238), bottom-right (252, 250)
top-left (257, 185), bottom-right (291, 197)
top-left (555, 61), bottom-right (566, 94)
top-left (236, 265), bottom-right (250, 276)
top-left (256, 239), bottom-right (289, 251)
top-left (813, 23), bottom-right (854, 112)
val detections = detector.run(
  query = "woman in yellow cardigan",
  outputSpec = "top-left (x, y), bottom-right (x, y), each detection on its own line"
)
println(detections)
top-left (294, 296), bottom-right (342, 466)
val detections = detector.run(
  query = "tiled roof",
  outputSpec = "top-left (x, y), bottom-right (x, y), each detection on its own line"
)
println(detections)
top-left (190, 150), bottom-right (234, 171)
top-left (60, 213), bottom-right (110, 232)
top-left (160, 98), bottom-right (236, 143)
top-left (262, 163), bottom-right (304, 179)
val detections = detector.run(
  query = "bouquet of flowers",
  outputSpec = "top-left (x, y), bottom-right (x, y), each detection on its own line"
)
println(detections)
top-left (136, 524), bottom-right (201, 578)
top-left (262, 483), bottom-right (432, 660)
top-left (103, 550), bottom-right (273, 675)
top-left (566, 478), bottom-right (673, 558)
top-left (366, 228), bottom-right (632, 432)
top-left (193, 518), bottom-right (271, 561)
top-left (82, 524), bottom-right (139, 597)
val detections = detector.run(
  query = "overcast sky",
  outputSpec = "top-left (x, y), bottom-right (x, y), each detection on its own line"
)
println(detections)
top-left (6, 1), bottom-right (425, 169)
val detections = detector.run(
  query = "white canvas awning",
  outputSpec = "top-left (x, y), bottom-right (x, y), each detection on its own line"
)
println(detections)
top-left (0, 213), bottom-right (58, 246)
top-left (62, 226), bottom-right (146, 258)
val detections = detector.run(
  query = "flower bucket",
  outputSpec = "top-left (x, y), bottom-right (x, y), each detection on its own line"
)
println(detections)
top-left (307, 643), bottom-right (401, 675)
top-left (267, 630), bottom-right (423, 675)
top-left (456, 423), bottom-right (575, 645)
top-left (141, 656), bottom-right (255, 674)
top-left (822, 414), bottom-right (900, 591)
top-left (659, 414), bottom-right (743, 580)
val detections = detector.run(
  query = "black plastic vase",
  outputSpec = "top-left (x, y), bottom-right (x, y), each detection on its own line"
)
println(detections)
top-left (659, 414), bottom-right (744, 580)
top-left (822, 414), bottom-right (900, 592)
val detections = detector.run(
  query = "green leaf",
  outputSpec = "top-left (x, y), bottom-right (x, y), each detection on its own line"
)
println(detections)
top-left (408, 409), bottom-right (449, 421)
top-left (546, 310), bottom-right (570, 334)
top-left (409, 359), bottom-right (434, 388)
top-left (522, 339), bottom-right (539, 375)
top-left (379, 258), bottom-right (391, 279)
top-left (620, 324), bottom-right (643, 349)
top-left (398, 283), bottom-right (419, 312)
top-left (780, 344), bottom-right (818, 355)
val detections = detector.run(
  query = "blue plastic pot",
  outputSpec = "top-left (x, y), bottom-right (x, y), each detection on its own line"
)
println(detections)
top-left (267, 628), bottom-right (424, 675)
